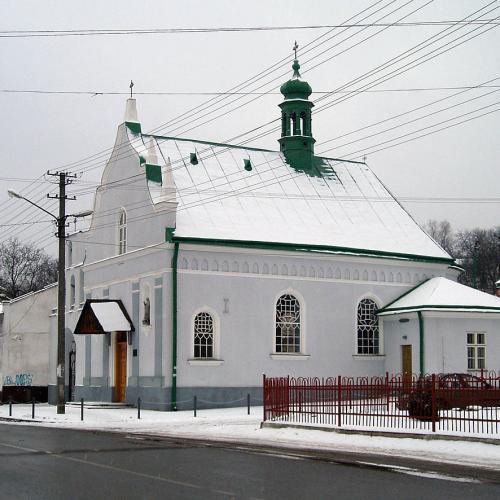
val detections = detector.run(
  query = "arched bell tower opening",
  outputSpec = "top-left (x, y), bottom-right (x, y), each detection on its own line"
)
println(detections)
top-left (278, 45), bottom-right (315, 171)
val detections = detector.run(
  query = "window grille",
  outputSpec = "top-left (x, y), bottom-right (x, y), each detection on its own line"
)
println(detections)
top-left (118, 209), bottom-right (127, 255)
top-left (194, 312), bottom-right (214, 358)
top-left (467, 332), bottom-right (486, 370)
top-left (275, 294), bottom-right (301, 353)
top-left (357, 299), bottom-right (379, 354)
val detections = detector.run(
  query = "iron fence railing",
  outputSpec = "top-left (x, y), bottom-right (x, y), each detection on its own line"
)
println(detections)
top-left (263, 371), bottom-right (500, 435)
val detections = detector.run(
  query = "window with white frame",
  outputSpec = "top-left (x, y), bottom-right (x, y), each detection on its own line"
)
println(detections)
top-left (275, 294), bottom-right (301, 353)
top-left (194, 312), bottom-right (214, 358)
top-left (118, 209), bottom-right (127, 255)
top-left (467, 332), bottom-right (486, 370)
top-left (357, 299), bottom-right (380, 354)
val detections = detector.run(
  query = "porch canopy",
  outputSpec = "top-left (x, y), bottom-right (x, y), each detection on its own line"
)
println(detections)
top-left (378, 277), bottom-right (500, 316)
top-left (74, 299), bottom-right (135, 334)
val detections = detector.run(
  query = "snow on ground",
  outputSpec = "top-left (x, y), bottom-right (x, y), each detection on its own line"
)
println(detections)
top-left (1, 403), bottom-right (499, 470)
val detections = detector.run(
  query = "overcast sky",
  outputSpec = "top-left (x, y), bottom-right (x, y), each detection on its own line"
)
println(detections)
top-left (0, 0), bottom-right (499, 255)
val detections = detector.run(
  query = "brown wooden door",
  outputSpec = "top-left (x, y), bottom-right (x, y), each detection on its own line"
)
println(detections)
top-left (115, 333), bottom-right (127, 402)
top-left (402, 345), bottom-right (413, 391)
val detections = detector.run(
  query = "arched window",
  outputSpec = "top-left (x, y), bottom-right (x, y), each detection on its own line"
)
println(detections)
top-left (118, 209), bottom-right (127, 255)
top-left (275, 294), bottom-right (301, 353)
top-left (300, 111), bottom-right (307, 135)
top-left (291, 112), bottom-right (297, 135)
top-left (357, 299), bottom-right (380, 354)
top-left (194, 312), bottom-right (214, 358)
top-left (70, 275), bottom-right (76, 308)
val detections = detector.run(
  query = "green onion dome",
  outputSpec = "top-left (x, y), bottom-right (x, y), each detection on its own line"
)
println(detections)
top-left (280, 59), bottom-right (312, 100)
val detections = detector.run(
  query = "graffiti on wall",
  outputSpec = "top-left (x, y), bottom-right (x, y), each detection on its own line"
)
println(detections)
top-left (3, 373), bottom-right (34, 386)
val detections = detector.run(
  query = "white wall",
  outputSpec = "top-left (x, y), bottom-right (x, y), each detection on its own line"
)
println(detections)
top-left (0, 285), bottom-right (57, 390)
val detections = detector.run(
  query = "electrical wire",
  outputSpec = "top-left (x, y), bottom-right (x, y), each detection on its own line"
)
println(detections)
top-left (1, 19), bottom-right (499, 38)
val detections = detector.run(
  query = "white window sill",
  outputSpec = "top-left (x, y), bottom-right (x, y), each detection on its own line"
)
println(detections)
top-left (270, 354), bottom-right (310, 360)
top-left (188, 359), bottom-right (224, 366)
top-left (352, 354), bottom-right (385, 360)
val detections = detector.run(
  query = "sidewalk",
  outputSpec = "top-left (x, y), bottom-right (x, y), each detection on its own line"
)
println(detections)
top-left (1, 403), bottom-right (499, 471)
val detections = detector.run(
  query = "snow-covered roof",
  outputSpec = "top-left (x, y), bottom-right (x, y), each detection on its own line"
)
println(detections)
top-left (129, 129), bottom-right (452, 262)
top-left (378, 277), bottom-right (500, 315)
top-left (74, 299), bottom-right (134, 334)
top-left (90, 302), bottom-right (132, 332)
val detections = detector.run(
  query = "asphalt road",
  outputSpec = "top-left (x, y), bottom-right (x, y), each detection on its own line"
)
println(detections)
top-left (0, 424), bottom-right (498, 500)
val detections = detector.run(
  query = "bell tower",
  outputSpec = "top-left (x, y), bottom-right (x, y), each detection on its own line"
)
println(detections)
top-left (278, 42), bottom-right (315, 170)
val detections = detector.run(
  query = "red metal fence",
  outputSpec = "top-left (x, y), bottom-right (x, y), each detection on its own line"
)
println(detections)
top-left (263, 372), bottom-right (500, 435)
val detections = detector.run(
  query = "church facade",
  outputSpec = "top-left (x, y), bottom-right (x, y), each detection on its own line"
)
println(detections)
top-left (50, 58), bottom-right (499, 409)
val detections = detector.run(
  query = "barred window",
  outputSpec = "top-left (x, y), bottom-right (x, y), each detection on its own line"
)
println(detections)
top-left (275, 294), bottom-right (301, 353)
top-left (194, 312), bottom-right (214, 358)
top-left (357, 299), bottom-right (379, 354)
top-left (467, 332), bottom-right (486, 370)
top-left (118, 209), bottom-right (127, 255)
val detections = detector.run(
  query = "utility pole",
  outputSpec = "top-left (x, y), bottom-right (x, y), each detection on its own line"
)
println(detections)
top-left (48, 171), bottom-right (76, 414)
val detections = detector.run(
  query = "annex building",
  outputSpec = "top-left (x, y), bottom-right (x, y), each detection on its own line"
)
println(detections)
top-left (51, 57), bottom-right (500, 409)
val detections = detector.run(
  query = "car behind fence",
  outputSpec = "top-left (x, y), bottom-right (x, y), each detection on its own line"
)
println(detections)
top-left (263, 372), bottom-right (500, 435)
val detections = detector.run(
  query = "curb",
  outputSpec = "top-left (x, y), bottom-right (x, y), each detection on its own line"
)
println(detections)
top-left (261, 421), bottom-right (500, 445)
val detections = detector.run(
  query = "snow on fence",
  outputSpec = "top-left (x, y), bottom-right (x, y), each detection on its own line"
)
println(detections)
top-left (263, 372), bottom-right (500, 435)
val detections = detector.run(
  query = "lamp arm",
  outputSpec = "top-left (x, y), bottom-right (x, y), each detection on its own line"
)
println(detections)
top-left (19, 196), bottom-right (58, 220)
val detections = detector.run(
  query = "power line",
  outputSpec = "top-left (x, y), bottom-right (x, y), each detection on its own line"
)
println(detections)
top-left (3, 85), bottom-right (500, 96)
top-left (1, 19), bottom-right (498, 38)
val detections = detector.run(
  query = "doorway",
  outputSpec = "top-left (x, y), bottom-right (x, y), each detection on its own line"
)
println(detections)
top-left (401, 344), bottom-right (413, 393)
top-left (115, 332), bottom-right (127, 402)
top-left (402, 344), bottom-right (412, 375)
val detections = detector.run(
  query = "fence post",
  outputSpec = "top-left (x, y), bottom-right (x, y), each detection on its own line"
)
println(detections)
top-left (386, 372), bottom-right (390, 412)
top-left (32, 399), bottom-right (35, 419)
top-left (193, 396), bottom-right (197, 417)
top-left (81, 398), bottom-right (84, 421)
top-left (8, 398), bottom-right (12, 417)
top-left (247, 393), bottom-right (250, 415)
top-left (138, 397), bottom-right (141, 420)
top-left (262, 374), bottom-right (266, 422)
top-left (337, 375), bottom-right (342, 427)
top-left (431, 374), bottom-right (436, 433)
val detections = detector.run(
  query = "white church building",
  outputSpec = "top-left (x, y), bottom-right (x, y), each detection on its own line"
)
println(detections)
top-left (51, 58), bottom-right (500, 409)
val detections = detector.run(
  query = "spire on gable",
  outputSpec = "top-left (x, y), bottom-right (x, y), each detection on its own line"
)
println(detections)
top-left (144, 137), bottom-right (162, 184)
top-left (278, 43), bottom-right (315, 171)
top-left (124, 80), bottom-right (141, 133)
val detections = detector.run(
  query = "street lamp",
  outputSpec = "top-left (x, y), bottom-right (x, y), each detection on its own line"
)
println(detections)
top-left (7, 187), bottom-right (92, 414)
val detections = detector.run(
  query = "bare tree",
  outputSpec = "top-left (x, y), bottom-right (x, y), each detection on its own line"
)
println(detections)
top-left (424, 219), bottom-right (455, 256)
top-left (455, 227), bottom-right (500, 294)
top-left (0, 238), bottom-right (58, 298)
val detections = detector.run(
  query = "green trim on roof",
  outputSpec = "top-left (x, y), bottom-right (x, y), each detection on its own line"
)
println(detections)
top-left (125, 121), bottom-right (142, 134)
top-left (379, 304), bottom-right (500, 315)
top-left (141, 133), bottom-right (364, 166)
top-left (164, 232), bottom-right (455, 265)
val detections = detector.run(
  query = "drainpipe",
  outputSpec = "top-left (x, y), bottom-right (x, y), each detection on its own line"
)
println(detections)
top-left (417, 311), bottom-right (424, 375)
top-left (171, 242), bottom-right (179, 411)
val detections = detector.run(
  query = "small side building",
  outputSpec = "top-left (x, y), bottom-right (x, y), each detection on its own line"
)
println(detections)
top-left (379, 277), bottom-right (500, 375)
top-left (0, 284), bottom-right (57, 402)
